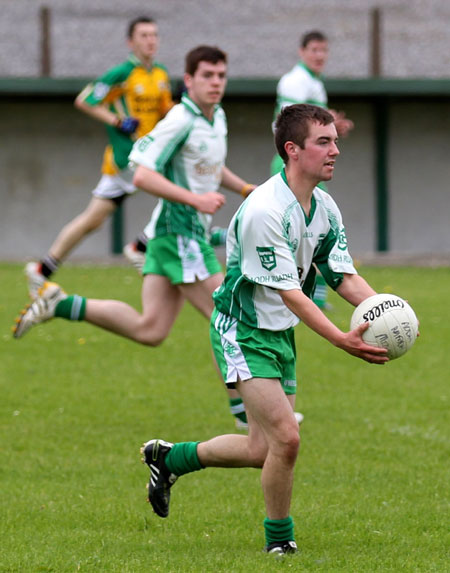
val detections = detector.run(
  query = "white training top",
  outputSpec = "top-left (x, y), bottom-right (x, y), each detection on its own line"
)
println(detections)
top-left (273, 61), bottom-right (327, 123)
top-left (213, 170), bottom-right (357, 331)
top-left (129, 93), bottom-right (227, 240)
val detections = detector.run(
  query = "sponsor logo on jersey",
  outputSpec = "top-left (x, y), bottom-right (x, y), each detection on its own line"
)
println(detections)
top-left (253, 272), bottom-right (295, 284)
top-left (256, 246), bottom-right (277, 271)
top-left (194, 161), bottom-right (221, 176)
top-left (330, 253), bottom-right (353, 264)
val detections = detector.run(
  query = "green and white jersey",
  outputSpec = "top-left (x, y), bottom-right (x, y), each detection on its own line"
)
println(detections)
top-left (273, 61), bottom-right (327, 122)
top-left (213, 170), bottom-right (357, 331)
top-left (129, 94), bottom-right (227, 240)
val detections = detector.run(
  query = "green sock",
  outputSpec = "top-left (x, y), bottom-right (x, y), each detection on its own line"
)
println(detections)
top-left (165, 442), bottom-right (203, 476)
top-left (209, 227), bottom-right (227, 247)
top-left (229, 398), bottom-right (247, 424)
top-left (55, 295), bottom-right (86, 321)
top-left (264, 516), bottom-right (295, 545)
top-left (313, 274), bottom-right (328, 308)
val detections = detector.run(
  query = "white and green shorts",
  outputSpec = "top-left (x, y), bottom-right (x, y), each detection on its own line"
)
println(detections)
top-left (91, 168), bottom-right (137, 201)
top-left (143, 234), bottom-right (222, 285)
top-left (210, 309), bottom-right (297, 395)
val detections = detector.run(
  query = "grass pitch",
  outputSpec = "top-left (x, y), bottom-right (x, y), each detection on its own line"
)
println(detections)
top-left (1, 262), bottom-right (449, 572)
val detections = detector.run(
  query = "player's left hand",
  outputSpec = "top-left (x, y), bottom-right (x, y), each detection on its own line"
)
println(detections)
top-left (118, 117), bottom-right (140, 134)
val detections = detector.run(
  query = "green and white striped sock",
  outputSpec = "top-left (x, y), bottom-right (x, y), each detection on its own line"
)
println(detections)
top-left (229, 397), bottom-right (247, 424)
top-left (55, 295), bottom-right (86, 321)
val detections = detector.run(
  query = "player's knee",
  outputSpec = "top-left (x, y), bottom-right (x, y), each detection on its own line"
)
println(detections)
top-left (136, 334), bottom-right (165, 347)
top-left (136, 315), bottom-right (172, 347)
top-left (278, 426), bottom-right (300, 464)
top-left (135, 325), bottom-right (168, 347)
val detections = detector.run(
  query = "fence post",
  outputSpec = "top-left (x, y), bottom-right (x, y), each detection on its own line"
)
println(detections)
top-left (40, 6), bottom-right (51, 76)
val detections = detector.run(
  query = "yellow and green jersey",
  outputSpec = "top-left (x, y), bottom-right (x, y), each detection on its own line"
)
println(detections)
top-left (78, 54), bottom-right (173, 174)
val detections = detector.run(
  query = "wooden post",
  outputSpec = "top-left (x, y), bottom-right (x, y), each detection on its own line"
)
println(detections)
top-left (371, 7), bottom-right (381, 77)
top-left (40, 6), bottom-right (51, 76)
top-left (371, 7), bottom-right (389, 251)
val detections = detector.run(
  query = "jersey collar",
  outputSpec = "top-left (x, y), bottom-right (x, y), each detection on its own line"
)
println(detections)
top-left (128, 53), bottom-right (153, 70)
top-left (280, 168), bottom-right (317, 226)
top-left (181, 94), bottom-right (220, 124)
top-left (297, 60), bottom-right (322, 79)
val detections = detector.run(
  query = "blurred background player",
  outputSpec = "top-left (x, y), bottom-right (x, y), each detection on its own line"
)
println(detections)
top-left (25, 16), bottom-right (173, 298)
top-left (14, 45), bottom-right (260, 429)
top-left (271, 30), bottom-right (354, 310)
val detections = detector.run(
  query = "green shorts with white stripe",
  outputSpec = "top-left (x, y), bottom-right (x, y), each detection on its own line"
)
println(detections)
top-left (143, 233), bottom-right (222, 284)
top-left (210, 309), bottom-right (297, 395)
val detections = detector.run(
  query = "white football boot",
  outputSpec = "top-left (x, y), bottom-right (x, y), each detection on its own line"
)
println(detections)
top-left (13, 282), bottom-right (67, 339)
top-left (123, 243), bottom-right (145, 274)
top-left (24, 262), bottom-right (46, 300)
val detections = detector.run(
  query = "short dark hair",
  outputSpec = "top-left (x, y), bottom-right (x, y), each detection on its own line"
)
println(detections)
top-left (185, 45), bottom-right (227, 76)
top-left (274, 104), bottom-right (334, 162)
top-left (127, 16), bottom-right (156, 38)
top-left (300, 30), bottom-right (328, 48)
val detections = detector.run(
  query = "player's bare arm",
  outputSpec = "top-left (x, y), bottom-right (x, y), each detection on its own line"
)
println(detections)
top-left (220, 166), bottom-right (256, 197)
top-left (74, 95), bottom-right (120, 127)
top-left (133, 165), bottom-right (225, 214)
top-left (336, 273), bottom-right (377, 307)
top-left (279, 288), bottom-right (388, 364)
top-left (75, 95), bottom-right (139, 134)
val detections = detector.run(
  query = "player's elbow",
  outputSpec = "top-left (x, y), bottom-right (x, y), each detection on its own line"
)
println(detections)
top-left (132, 169), bottom-right (145, 190)
top-left (133, 166), bottom-right (157, 192)
top-left (74, 95), bottom-right (86, 111)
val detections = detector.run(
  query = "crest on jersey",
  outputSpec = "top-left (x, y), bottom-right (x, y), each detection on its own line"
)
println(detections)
top-left (137, 135), bottom-right (154, 152)
top-left (337, 227), bottom-right (348, 251)
top-left (256, 246), bottom-right (277, 271)
top-left (93, 82), bottom-right (110, 101)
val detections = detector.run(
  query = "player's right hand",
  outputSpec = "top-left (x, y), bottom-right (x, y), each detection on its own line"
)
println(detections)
top-left (329, 109), bottom-right (354, 138)
top-left (117, 117), bottom-right (140, 134)
top-left (337, 322), bottom-right (389, 364)
top-left (193, 192), bottom-right (226, 214)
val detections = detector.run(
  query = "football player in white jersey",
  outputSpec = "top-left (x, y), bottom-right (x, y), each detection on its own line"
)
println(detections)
top-left (272, 30), bottom-right (354, 175)
top-left (272, 30), bottom-right (354, 312)
top-left (138, 104), bottom-right (388, 555)
top-left (13, 46), bottom-right (256, 428)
